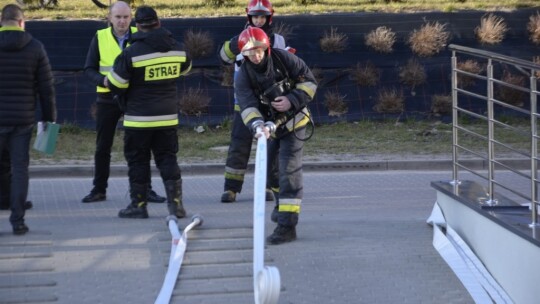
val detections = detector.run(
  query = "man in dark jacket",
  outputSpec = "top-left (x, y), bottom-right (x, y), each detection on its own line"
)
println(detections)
top-left (107, 6), bottom-right (192, 219)
top-left (235, 27), bottom-right (317, 245)
top-left (82, 0), bottom-right (165, 204)
top-left (0, 4), bottom-right (56, 235)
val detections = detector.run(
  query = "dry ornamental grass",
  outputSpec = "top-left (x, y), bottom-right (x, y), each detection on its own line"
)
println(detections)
top-left (364, 26), bottom-right (396, 54)
top-left (178, 87), bottom-right (211, 116)
top-left (320, 27), bottom-right (348, 53)
top-left (350, 61), bottom-right (380, 87)
top-left (431, 94), bottom-right (452, 115)
top-left (324, 90), bottom-right (348, 117)
top-left (527, 12), bottom-right (540, 45)
top-left (184, 29), bottom-right (214, 59)
top-left (495, 70), bottom-right (526, 107)
top-left (456, 59), bottom-right (484, 88)
top-left (475, 13), bottom-right (508, 45)
top-left (408, 21), bottom-right (450, 57)
top-left (533, 56), bottom-right (540, 78)
top-left (399, 58), bottom-right (426, 87)
top-left (220, 64), bottom-right (234, 87)
top-left (373, 87), bottom-right (404, 113)
top-left (271, 22), bottom-right (295, 42)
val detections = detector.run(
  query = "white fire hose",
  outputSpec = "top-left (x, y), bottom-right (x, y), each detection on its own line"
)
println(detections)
top-left (155, 214), bottom-right (203, 304)
top-left (253, 125), bottom-right (281, 304)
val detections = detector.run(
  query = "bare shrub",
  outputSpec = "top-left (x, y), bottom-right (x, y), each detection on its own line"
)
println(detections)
top-left (407, 21), bottom-right (450, 57)
top-left (495, 70), bottom-right (526, 107)
top-left (365, 26), bottom-right (396, 54)
top-left (178, 87), bottom-right (211, 116)
top-left (475, 13), bottom-right (508, 45)
top-left (320, 27), bottom-right (348, 53)
top-left (310, 66), bottom-right (324, 84)
top-left (324, 91), bottom-right (348, 117)
top-left (528, 12), bottom-right (540, 45)
top-left (221, 64), bottom-right (234, 87)
top-left (350, 61), bottom-right (380, 87)
top-left (373, 87), bottom-right (404, 113)
top-left (271, 22), bottom-right (295, 41)
top-left (184, 28), bottom-right (214, 59)
top-left (399, 58), bottom-right (426, 87)
top-left (533, 56), bottom-right (540, 78)
top-left (456, 59), bottom-right (484, 88)
top-left (431, 94), bottom-right (452, 115)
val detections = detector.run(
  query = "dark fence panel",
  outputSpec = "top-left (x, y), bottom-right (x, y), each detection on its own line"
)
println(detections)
top-left (25, 9), bottom-right (539, 128)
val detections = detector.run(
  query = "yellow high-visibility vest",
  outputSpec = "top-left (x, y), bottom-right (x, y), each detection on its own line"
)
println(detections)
top-left (96, 26), bottom-right (137, 93)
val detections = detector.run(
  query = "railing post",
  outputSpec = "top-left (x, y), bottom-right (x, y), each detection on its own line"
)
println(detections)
top-left (451, 51), bottom-right (460, 185)
top-left (485, 59), bottom-right (497, 205)
top-left (529, 73), bottom-right (539, 227)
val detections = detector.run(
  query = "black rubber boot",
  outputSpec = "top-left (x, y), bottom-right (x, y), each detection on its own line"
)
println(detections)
top-left (220, 190), bottom-right (236, 203)
top-left (165, 180), bottom-right (186, 218)
top-left (119, 183), bottom-right (148, 219)
top-left (265, 189), bottom-right (274, 201)
top-left (147, 189), bottom-right (166, 203)
top-left (266, 225), bottom-right (297, 245)
top-left (270, 206), bottom-right (279, 223)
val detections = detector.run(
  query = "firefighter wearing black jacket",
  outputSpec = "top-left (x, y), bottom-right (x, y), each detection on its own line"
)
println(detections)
top-left (106, 6), bottom-right (192, 219)
top-left (235, 27), bottom-right (317, 245)
top-left (82, 1), bottom-right (166, 204)
top-left (218, 0), bottom-right (288, 204)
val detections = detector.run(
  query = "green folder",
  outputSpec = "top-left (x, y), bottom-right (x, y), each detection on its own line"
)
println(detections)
top-left (33, 122), bottom-right (60, 155)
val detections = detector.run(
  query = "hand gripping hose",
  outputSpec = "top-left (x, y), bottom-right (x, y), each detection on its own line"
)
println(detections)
top-left (155, 214), bottom-right (204, 304)
top-left (253, 127), bottom-right (281, 304)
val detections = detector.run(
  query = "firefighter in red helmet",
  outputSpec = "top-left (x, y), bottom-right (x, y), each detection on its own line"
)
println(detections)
top-left (235, 27), bottom-right (317, 245)
top-left (218, 0), bottom-right (294, 204)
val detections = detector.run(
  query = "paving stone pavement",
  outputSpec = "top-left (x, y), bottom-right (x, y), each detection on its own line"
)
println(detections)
top-left (0, 169), bottom-right (476, 304)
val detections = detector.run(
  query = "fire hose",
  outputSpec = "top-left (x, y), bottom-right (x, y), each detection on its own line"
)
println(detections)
top-left (155, 214), bottom-right (204, 304)
top-left (253, 125), bottom-right (281, 304)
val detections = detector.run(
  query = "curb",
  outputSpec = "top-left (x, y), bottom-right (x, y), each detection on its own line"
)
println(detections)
top-left (28, 158), bottom-right (531, 178)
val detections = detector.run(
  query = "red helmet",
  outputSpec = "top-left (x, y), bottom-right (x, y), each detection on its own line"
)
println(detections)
top-left (246, 0), bottom-right (274, 25)
top-left (246, 0), bottom-right (274, 16)
top-left (238, 26), bottom-right (270, 56)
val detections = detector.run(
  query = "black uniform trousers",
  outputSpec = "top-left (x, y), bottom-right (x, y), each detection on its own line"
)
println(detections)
top-left (124, 127), bottom-right (181, 187)
top-left (224, 110), bottom-right (278, 193)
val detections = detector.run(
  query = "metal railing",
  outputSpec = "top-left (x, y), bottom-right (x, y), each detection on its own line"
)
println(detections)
top-left (449, 44), bottom-right (540, 227)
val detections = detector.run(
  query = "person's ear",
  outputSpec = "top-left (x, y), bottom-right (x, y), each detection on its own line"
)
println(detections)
top-left (19, 19), bottom-right (25, 30)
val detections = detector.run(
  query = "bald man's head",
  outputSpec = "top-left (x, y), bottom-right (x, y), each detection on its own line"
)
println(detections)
top-left (108, 1), bottom-right (132, 36)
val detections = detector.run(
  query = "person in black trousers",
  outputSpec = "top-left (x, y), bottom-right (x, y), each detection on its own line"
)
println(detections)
top-left (82, 1), bottom-right (165, 204)
top-left (0, 149), bottom-right (32, 211)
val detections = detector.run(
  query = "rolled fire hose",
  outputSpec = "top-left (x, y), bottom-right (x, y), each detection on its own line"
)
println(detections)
top-left (253, 126), bottom-right (281, 304)
top-left (155, 214), bottom-right (204, 304)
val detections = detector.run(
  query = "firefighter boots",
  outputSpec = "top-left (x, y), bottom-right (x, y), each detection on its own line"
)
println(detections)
top-left (165, 180), bottom-right (186, 218)
top-left (266, 224), bottom-right (297, 245)
top-left (220, 190), bottom-right (236, 203)
top-left (119, 183), bottom-right (149, 219)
